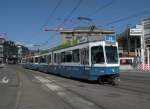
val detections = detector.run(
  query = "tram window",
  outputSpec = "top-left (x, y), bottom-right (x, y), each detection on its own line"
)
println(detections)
top-left (91, 46), bottom-right (104, 64)
top-left (40, 56), bottom-right (46, 63)
top-left (43, 56), bottom-right (46, 63)
top-left (85, 48), bottom-right (89, 65)
top-left (37, 57), bottom-right (40, 63)
top-left (35, 57), bottom-right (38, 63)
top-left (54, 53), bottom-right (57, 63)
top-left (105, 46), bottom-right (118, 63)
top-left (65, 51), bottom-right (72, 62)
top-left (73, 49), bottom-right (80, 62)
top-left (81, 48), bottom-right (89, 65)
top-left (47, 54), bottom-right (51, 64)
top-left (40, 57), bottom-right (42, 63)
top-left (57, 53), bottom-right (61, 64)
top-left (54, 53), bottom-right (61, 64)
top-left (61, 52), bottom-right (65, 62)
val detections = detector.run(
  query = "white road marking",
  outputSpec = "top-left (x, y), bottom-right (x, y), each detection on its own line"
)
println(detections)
top-left (35, 76), bottom-right (51, 83)
top-left (0, 76), bottom-right (9, 84)
top-left (34, 75), bottom-right (100, 109)
top-left (45, 83), bottom-right (61, 91)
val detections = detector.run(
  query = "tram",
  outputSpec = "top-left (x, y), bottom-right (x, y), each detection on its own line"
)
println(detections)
top-left (23, 35), bottom-right (120, 84)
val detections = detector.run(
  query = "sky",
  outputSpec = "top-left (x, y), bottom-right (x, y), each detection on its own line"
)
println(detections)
top-left (0, 0), bottom-right (150, 49)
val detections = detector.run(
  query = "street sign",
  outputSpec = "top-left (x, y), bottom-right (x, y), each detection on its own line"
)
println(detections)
top-left (130, 28), bottom-right (142, 36)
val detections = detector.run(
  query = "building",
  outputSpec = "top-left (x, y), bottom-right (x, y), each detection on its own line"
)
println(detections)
top-left (59, 26), bottom-right (115, 44)
top-left (0, 38), bottom-right (18, 64)
top-left (117, 17), bottom-right (150, 70)
top-left (143, 17), bottom-right (150, 47)
top-left (17, 44), bottom-right (29, 63)
top-left (0, 38), bottom-right (5, 64)
top-left (117, 25), bottom-right (142, 57)
top-left (117, 17), bottom-right (150, 56)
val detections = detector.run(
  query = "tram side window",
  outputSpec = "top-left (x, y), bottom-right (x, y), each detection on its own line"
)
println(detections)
top-left (80, 48), bottom-right (89, 65)
top-left (47, 54), bottom-right (51, 64)
top-left (61, 52), bottom-right (65, 62)
top-left (54, 53), bottom-right (61, 64)
top-left (40, 56), bottom-right (46, 63)
top-left (35, 57), bottom-right (38, 63)
top-left (65, 51), bottom-right (72, 62)
top-left (54, 53), bottom-right (57, 63)
top-left (73, 49), bottom-right (80, 62)
top-left (91, 46), bottom-right (104, 64)
top-left (57, 53), bottom-right (61, 64)
top-left (85, 48), bottom-right (89, 65)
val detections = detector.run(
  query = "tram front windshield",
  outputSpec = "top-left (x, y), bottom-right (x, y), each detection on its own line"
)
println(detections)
top-left (91, 46), bottom-right (105, 64)
top-left (105, 46), bottom-right (118, 63)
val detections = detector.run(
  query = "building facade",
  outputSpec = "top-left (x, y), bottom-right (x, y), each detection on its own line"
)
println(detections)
top-left (0, 38), bottom-right (18, 64)
top-left (117, 25), bottom-right (142, 57)
top-left (17, 44), bottom-right (29, 63)
top-left (0, 38), bottom-right (5, 64)
top-left (117, 17), bottom-right (150, 70)
top-left (117, 17), bottom-right (150, 57)
top-left (143, 17), bottom-right (150, 46)
top-left (60, 26), bottom-right (115, 45)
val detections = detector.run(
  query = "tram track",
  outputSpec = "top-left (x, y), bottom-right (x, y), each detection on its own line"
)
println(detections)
top-left (18, 67), bottom-right (150, 109)
top-left (13, 66), bottom-right (75, 109)
top-left (26, 68), bottom-right (150, 96)
top-left (49, 78), bottom-right (107, 109)
top-left (114, 84), bottom-right (150, 95)
top-left (34, 75), bottom-right (105, 109)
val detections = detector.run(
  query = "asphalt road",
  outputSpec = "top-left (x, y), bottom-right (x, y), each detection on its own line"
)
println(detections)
top-left (0, 65), bottom-right (150, 109)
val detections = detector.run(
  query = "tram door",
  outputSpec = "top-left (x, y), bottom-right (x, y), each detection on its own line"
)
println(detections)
top-left (80, 48), bottom-right (89, 78)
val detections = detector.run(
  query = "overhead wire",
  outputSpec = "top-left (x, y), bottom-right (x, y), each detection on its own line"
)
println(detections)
top-left (100, 8), bottom-right (150, 27)
top-left (87, 0), bottom-right (115, 17)
top-left (40, 0), bottom-right (83, 49)
top-left (57, 0), bottom-right (83, 28)
top-left (69, 0), bottom-right (116, 27)
top-left (41, 0), bottom-right (63, 30)
top-left (37, 0), bottom-right (63, 49)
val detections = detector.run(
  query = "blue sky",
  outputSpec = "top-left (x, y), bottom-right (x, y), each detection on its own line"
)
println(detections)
top-left (0, 0), bottom-right (150, 49)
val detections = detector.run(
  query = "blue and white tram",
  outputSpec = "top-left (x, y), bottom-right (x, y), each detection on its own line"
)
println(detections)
top-left (23, 39), bottom-right (120, 84)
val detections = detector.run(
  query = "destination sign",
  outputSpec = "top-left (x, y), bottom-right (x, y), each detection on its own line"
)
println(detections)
top-left (105, 35), bottom-right (116, 42)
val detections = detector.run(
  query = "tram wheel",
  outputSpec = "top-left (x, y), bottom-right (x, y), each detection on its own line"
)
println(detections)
top-left (108, 77), bottom-right (116, 86)
top-left (110, 81), bottom-right (116, 86)
top-left (98, 77), bottom-right (104, 85)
